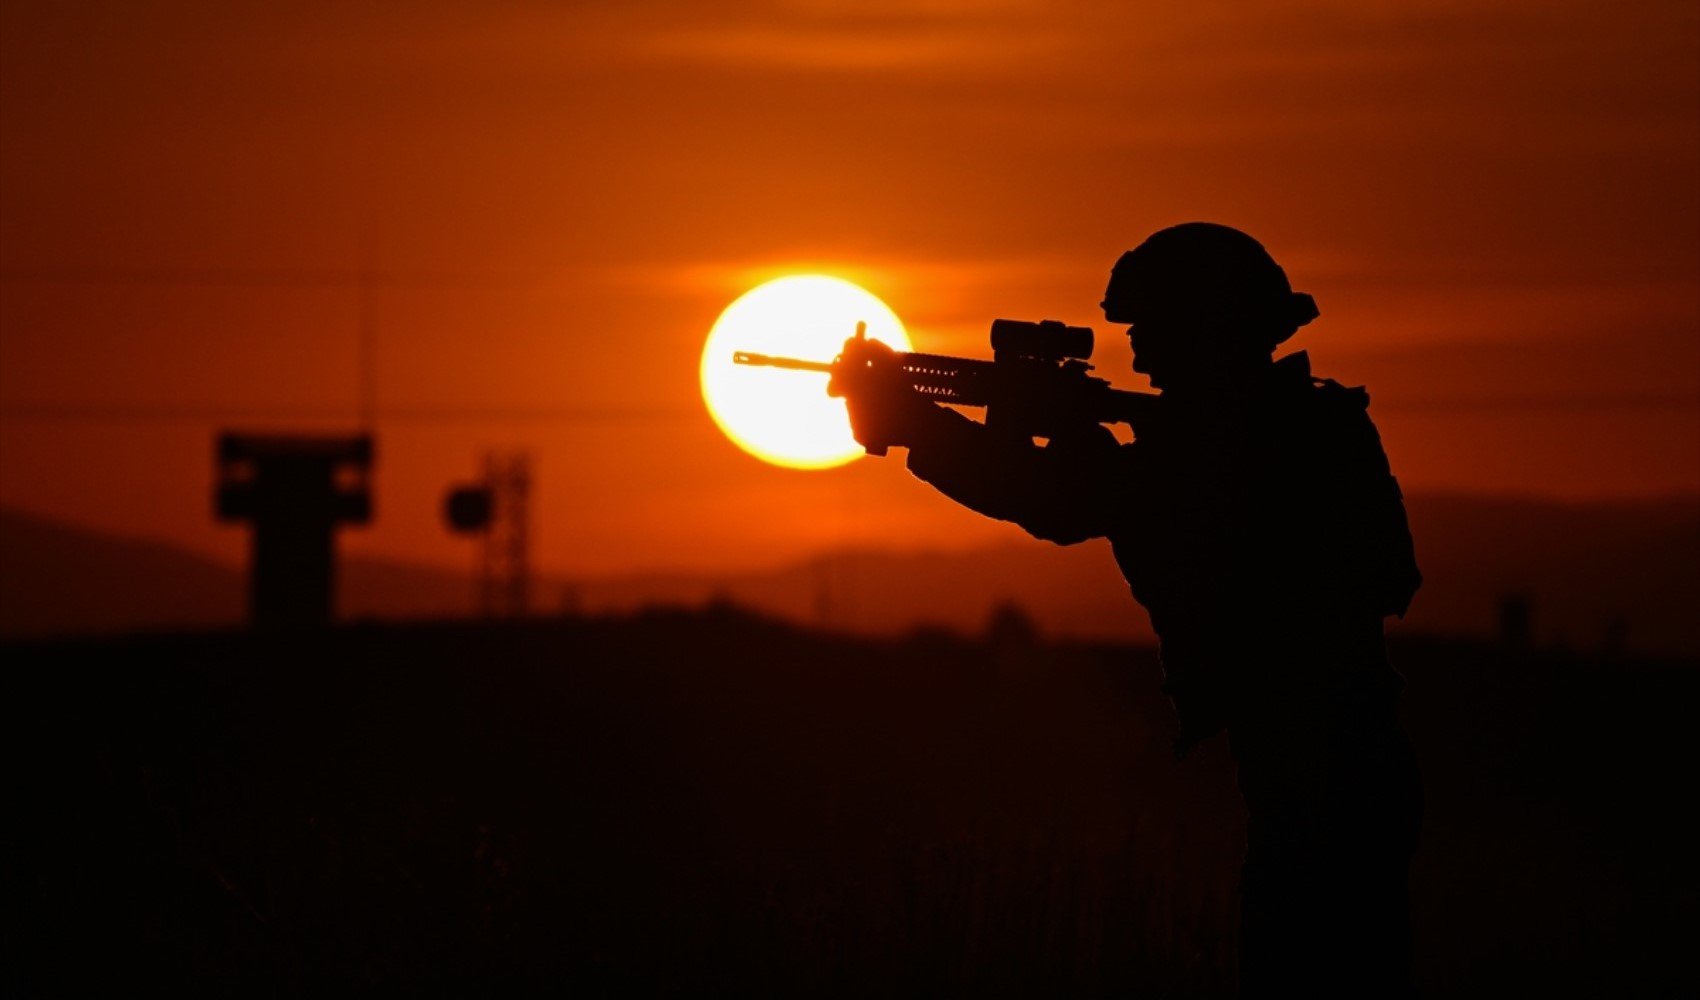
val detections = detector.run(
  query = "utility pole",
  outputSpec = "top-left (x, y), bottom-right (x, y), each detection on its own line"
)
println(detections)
top-left (444, 450), bottom-right (533, 618)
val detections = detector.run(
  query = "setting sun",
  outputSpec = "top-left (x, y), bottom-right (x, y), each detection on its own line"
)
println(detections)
top-left (700, 275), bottom-right (912, 469)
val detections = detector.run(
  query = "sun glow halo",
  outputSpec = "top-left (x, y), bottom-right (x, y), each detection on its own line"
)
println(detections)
top-left (701, 275), bottom-right (911, 469)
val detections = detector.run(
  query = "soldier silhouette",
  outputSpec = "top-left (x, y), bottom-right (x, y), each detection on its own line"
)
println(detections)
top-left (840, 222), bottom-right (1424, 997)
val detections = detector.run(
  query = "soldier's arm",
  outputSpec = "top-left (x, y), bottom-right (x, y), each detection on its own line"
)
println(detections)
top-left (901, 404), bottom-right (1128, 545)
top-left (837, 337), bottom-right (1132, 545)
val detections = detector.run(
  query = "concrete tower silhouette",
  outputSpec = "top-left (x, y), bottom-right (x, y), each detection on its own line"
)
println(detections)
top-left (215, 432), bottom-right (373, 626)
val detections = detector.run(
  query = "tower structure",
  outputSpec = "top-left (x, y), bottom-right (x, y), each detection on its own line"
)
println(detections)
top-left (215, 432), bottom-right (373, 627)
top-left (443, 450), bottom-right (532, 617)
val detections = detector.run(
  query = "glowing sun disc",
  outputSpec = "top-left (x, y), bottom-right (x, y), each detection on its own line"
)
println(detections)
top-left (701, 275), bottom-right (911, 469)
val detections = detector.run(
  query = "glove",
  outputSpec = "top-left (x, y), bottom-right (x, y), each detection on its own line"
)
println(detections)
top-left (827, 335), bottom-right (938, 454)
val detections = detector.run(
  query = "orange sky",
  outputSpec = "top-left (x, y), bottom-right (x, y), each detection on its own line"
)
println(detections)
top-left (2, 1), bottom-right (1696, 580)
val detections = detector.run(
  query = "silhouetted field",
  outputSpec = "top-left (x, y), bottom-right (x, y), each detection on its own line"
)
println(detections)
top-left (7, 609), bottom-right (1695, 995)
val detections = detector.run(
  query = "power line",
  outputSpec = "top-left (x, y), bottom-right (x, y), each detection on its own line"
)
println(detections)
top-left (0, 265), bottom-right (558, 289)
top-left (1372, 394), bottom-right (1698, 414)
top-left (0, 403), bottom-right (698, 424)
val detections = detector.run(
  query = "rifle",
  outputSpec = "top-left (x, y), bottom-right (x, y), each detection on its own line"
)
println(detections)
top-left (734, 319), bottom-right (1158, 456)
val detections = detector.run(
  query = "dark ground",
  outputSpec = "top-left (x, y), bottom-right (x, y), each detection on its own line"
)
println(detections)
top-left (6, 608), bottom-right (1695, 995)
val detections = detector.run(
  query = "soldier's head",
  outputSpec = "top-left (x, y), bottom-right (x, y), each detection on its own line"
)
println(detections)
top-left (1101, 223), bottom-right (1318, 391)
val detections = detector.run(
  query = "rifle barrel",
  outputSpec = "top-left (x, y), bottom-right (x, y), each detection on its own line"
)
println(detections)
top-left (732, 352), bottom-right (833, 373)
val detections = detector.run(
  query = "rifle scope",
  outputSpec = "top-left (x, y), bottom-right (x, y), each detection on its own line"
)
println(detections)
top-left (989, 319), bottom-right (1093, 362)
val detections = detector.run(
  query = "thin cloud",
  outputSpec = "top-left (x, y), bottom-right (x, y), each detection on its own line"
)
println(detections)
top-left (638, 23), bottom-right (1070, 73)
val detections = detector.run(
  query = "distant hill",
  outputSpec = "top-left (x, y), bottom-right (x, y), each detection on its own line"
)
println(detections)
top-left (566, 540), bottom-right (1142, 642)
top-left (0, 508), bottom-right (243, 638)
top-left (0, 508), bottom-right (501, 638)
top-left (3, 495), bottom-right (1697, 653)
top-left (1396, 494), bottom-right (1700, 655)
top-left (568, 494), bottom-right (1700, 654)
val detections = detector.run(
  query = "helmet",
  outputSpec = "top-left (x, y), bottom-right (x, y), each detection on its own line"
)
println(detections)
top-left (1101, 223), bottom-right (1319, 348)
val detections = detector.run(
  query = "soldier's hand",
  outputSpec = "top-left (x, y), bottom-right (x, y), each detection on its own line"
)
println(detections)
top-left (828, 336), bottom-right (937, 453)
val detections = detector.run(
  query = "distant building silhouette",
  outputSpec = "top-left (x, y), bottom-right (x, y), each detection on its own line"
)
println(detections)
top-left (983, 600), bottom-right (1041, 649)
top-left (1498, 593), bottom-right (1533, 649)
top-left (1601, 615), bottom-right (1630, 657)
top-left (559, 583), bottom-right (584, 617)
top-left (215, 432), bottom-right (373, 627)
